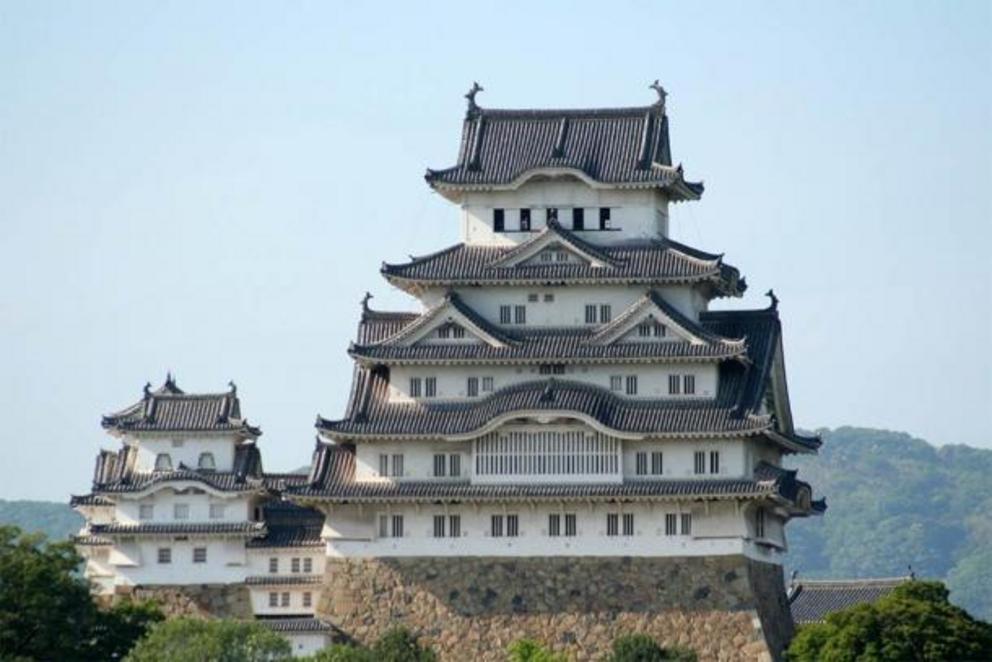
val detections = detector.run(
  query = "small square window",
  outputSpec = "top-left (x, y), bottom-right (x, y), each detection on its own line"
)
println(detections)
top-left (269, 557), bottom-right (278, 573)
top-left (192, 547), bottom-right (207, 563)
top-left (268, 592), bottom-right (278, 607)
top-left (527, 293), bottom-right (539, 302)
top-left (157, 548), bottom-right (171, 564)
top-left (543, 293), bottom-right (554, 302)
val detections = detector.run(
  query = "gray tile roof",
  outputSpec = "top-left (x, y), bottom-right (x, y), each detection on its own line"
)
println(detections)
top-left (89, 522), bottom-right (266, 537)
top-left (248, 502), bottom-right (325, 548)
top-left (90, 444), bottom-right (269, 494)
top-left (351, 291), bottom-right (746, 366)
top-left (425, 102), bottom-right (703, 199)
top-left (788, 578), bottom-right (909, 624)
top-left (69, 494), bottom-right (115, 507)
top-left (318, 307), bottom-right (822, 451)
top-left (102, 375), bottom-right (261, 437)
top-left (256, 617), bottom-right (334, 633)
top-left (72, 534), bottom-right (113, 546)
top-left (245, 575), bottom-right (323, 586)
top-left (381, 225), bottom-right (744, 295)
top-left (289, 446), bottom-right (817, 509)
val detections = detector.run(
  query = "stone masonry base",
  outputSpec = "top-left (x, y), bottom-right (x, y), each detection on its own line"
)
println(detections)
top-left (109, 583), bottom-right (253, 619)
top-left (318, 556), bottom-right (794, 662)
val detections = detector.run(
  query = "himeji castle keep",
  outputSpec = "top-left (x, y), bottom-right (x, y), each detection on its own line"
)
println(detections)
top-left (72, 83), bottom-right (825, 661)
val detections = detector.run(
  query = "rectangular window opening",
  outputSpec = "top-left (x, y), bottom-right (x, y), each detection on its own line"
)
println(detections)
top-left (493, 208), bottom-right (505, 232)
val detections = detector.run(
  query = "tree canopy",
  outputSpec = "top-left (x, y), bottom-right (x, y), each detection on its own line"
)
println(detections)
top-left (0, 525), bottom-right (162, 661)
top-left (125, 618), bottom-right (292, 662)
top-left (787, 580), bottom-right (992, 661)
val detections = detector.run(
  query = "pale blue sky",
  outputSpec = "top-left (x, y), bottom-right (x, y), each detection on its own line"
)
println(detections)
top-left (1, 1), bottom-right (989, 500)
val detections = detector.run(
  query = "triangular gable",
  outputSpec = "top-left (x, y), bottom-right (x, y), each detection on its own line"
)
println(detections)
top-left (490, 221), bottom-right (617, 270)
top-left (589, 291), bottom-right (744, 350)
top-left (375, 294), bottom-right (516, 349)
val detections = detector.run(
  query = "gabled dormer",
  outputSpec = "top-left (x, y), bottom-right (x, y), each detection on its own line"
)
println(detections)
top-left (369, 293), bottom-right (517, 350)
top-left (491, 221), bottom-right (617, 270)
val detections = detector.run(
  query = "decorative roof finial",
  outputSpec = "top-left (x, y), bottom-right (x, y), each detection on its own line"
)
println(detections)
top-left (143, 382), bottom-right (151, 398)
top-left (361, 291), bottom-right (373, 312)
top-left (228, 380), bottom-right (237, 395)
top-left (165, 371), bottom-right (174, 385)
top-left (650, 80), bottom-right (667, 111)
top-left (465, 81), bottom-right (484, 116)
top-left (765, 289), bottom-right (779, 311)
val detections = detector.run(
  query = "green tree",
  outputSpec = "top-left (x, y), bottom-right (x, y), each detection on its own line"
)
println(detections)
top-left (124, 618), bottom-right (292, 662)
top-left (369, 627), bottom-right (436, 662)
top-left (788, 580), bottom-right (992, 661)
top-left (0, 525), bottom-right (161, 661)
top-left (305, 644), bottom-right (374, 662)
top-left (606, 634), bottom-right (696, 662)
top-left (507, 638), bottom-right (569, 662)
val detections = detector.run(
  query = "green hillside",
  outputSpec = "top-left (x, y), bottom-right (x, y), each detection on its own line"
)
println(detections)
top-left (0, 499), bottom-right (83, 541)
top-left (1, 427), bottom-right (988, 621)
top-left (785, 427), bottom-right (992, 621)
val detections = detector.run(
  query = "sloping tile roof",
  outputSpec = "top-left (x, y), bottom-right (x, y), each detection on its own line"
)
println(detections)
top-left (425, 102), bottom-right (702, 199)
top-left (91, 444), bottom-right (268, 494)
top-left (102, 376), bottom-right (261, 437)
top-left (248, 502), bottom-right (324, 548)
top-left (289, 444), bottom-right (816, 506)
top-left (89, 522), bottom-right (266, 537)
top-left (788, 578), bottom-right (909, 624)
top-left (256, 617), bottom-right (335, 633)
top-left (381, 228), bottom-right (743, 295)
top-left (69, 494), bottom-right (115, 507)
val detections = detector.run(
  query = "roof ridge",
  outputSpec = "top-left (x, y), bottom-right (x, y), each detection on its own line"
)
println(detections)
top-left (476, 105), bottom-right (660, 119)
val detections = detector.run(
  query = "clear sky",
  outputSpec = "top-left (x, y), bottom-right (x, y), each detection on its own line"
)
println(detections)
top-left (1, 1), bottom-right (989, 501)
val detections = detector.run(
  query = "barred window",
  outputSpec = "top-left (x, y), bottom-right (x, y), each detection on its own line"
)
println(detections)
top-left (173, 504), bottom-right (189, 520)
top-left (599, 304), bottom-right (612, 323)
top-left (709, 451), bottom-right (720, 475)
top-left (610, 375), bottom-right (623, 391)
top-left (541, 251), bottom-right (554, 262)
top-left (499, 305), bottom-right (512, 324)
top-left (684, 374), bottom-right (696, 395)
top-left (449, 454), bottom-right (461, 477)
top-left (585, 305), bottom-right (597, 324)
top-left (302, 592), bottom-right (312, 608)
top-left (424, 378), bottom-right (437, 398)
top-left (548, 514), bottom-right (561, 537)
top-left (157, 547), bottom-right (171, 564)
top-left (756, 508), bottom-right (766, 538)
top-left (625, 375), bottom-right (638, 395)
top-left (449, 515), bottom-right (461, 538)
top-left (269, 557), bottom-right (278, 573)
top-left (491, 514), bottom-right (504, 538)
top-left (268, 592), bottom-right (278, 607)
top-left (378, 515), bottom-right (389, 538)
top-left (139, 504), bottom-right (154, 520)
top-left (409, 377), bottom-right (422, 397)
top-left (378, 454), bottom-right (389, 477)
top-left (651, 451), bottom-right (663, 475)
top-left (433, 454), bottom-right (446, 477)
top-left (564, 514), bottom-right (577, 537)
top-left (635, 452), bottom-right (648, 475)
top-left (507, 514), bottom-right (519, 537)
top-left (437, 325), bottom-right (451, 339)
top-left (391, 454), bottom-right (404, 477)
top-left (514, 305), bottom-right (526, 324)
top-left (209, 503), bottom-right (225, 519)
top-left (291, 558), bottom-right (300, 573)
top-left (467, 377), bottom-right (479, 397)
top-left (623, 513), bottom-right (635, 536)
top-left (681, 513), bottom-right (692, 536)
top-left (606, 513), bottom-right (619, 536)
top-left (668, 374), bottom-right (681, 395)
top-left (638, 322), bottom-right (652, 337)
top-left (654, 323), bottom-right (667, 337)
top-left (281, 592), bottom-right (290, 607)
top-left (539, 364), bottom-right (565, 375)
top-left (433, 515), bottom-right (446, 538)
top-left (543, 293), bottom-right (554, 302)
top-left (303, 558), bottom-right (313, 573)
top-left (664, 513), bottom-right (678, 536)
top-left (192, 547), bottom-right (207, 563)
top-left (391, 515), bottom-right (404, 538)
top-left (694, 451), bottom-right (706, 475)
top-left (528, 293), bottom-right (539, 302)
top-left (452, 325), bottom-right (465, 339)
top-left (482, 377), bottom-right (494, 392)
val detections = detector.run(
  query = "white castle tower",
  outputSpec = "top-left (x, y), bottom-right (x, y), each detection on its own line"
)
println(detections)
top-left (288, 84), bottom-right (824, 660)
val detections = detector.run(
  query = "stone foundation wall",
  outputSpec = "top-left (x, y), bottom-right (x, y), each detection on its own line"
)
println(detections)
top-left (318, 556), bottom-right (793, 662)
top-left (113, 584), bottom-right (252, 619)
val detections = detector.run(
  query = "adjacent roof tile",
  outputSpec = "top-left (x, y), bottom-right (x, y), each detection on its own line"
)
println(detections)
top-left (789, 578), bottom-right (909, 624)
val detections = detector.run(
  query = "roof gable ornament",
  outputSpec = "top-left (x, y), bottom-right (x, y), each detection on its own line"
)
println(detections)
top-left (649, 80), bottom-right (667, 113)
top-left (465, 81), bottom-right (484, 118)
top-left (765, 289), bottom-right (779, 311)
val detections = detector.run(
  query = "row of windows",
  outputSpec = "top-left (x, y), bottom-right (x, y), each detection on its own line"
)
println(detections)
top-left (584, 304), bottom-right (613, 324)
top-left (607, 374), bottom-right (696, 396)
top-left (492, 207), bottom-right (613, 233)
top-left (409, 376), bottom-right (495, 399)
top-left (267, 556), bottom-right (314, 574)
top-left (377, 512), bottom-right (692, 538)
top-left (432, 453), bottom-right (462, 477)
top-left (498, 305), bottom-right (528, 325)
top-left (378, 454), bottom-right (405, 477)
top-left (634, 451), bottom-right (719, 476)
top-left (436, 323), bottom-right (466, 339)
top-left (157, 547), bottom-right (208, 564)
top-left (694, 450), bottom-right (721, 475)
top-left (154, 452), bottom-right (216, 472)
top-left (267, 591), bottom-right (313, 608)
top-left (140, 503), bottom-right (226, 520)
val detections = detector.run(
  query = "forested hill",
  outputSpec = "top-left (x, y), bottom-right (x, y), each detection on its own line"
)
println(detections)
top-left (1, 427), bottom-right (989, 620)
top-left (785, 427), bottom-right (992, 621)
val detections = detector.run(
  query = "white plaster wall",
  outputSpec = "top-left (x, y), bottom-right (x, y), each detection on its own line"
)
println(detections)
top-left (109, 538), bottom-right (249, 585)
top-left (388, 363), bottom-right (718, 402)
top-left (322, 502), bottom-right (775, 560)
top-left (441, 285), bottom-right (702, 325)
top-left (353, 440), bottom-right (471, 481)
top-left (249, 587), bottom-right (319, 615)
top-left (113, 489), bottom-right (253, 525)
top-left (126, 434), bottom-right (242, 473)
top-left (459, 180), bottom-right (669, 246)
top-left (246, 548), bottom-right (326, 576)
top-left (622, 439), bottom-right (749, 479)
